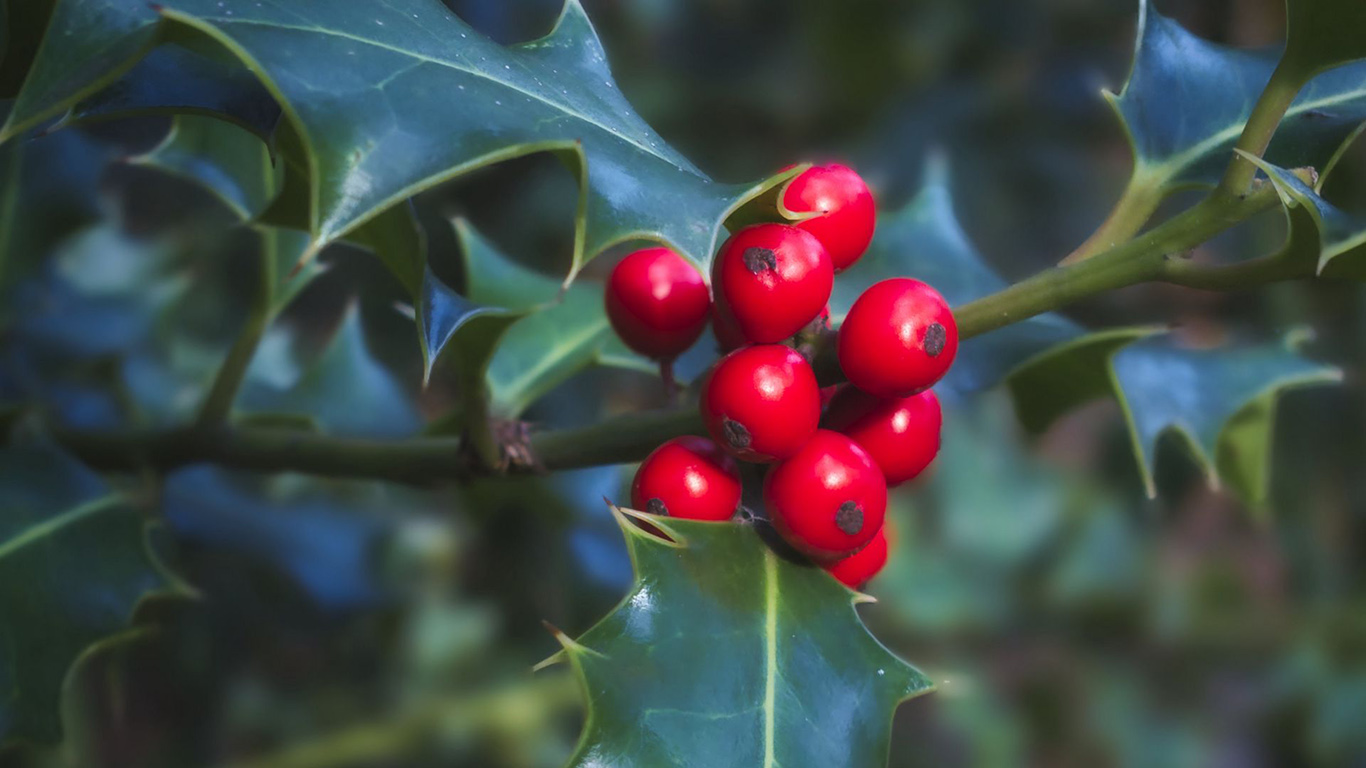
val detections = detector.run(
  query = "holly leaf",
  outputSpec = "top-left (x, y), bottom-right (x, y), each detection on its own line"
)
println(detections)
top-left (1109, 336), bottom-right (1341, 504)
top-left (552, 507), bottom-right (932, 768)
top-left (833, 159), bottom-right (1154, 415)
top-left (3, 0), bottom-right (790, 283)
top-left (1240, 153), bottom-right (1366, 279)
top-left (131, 115), bottom-right (283, 221)
top-left (242, 303), bottom-right (420, 438)
top-left (1284, 0), bottom-right (1366, 77)
top-left (419, 218), bottom-right (652, 419)
top-left (1105, 1), bottom-right (1366, 198)
top-left (0, 425), bottom-right (177, 744)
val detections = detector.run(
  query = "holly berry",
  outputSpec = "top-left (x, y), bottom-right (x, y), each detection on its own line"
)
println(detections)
top-left (700, 345), bottom-right (820, 462)
top-left (711, 223), bottom-right (833, 344)
top-left (764, 430), bottom-right (887, 560)
top-left (824, 519), bottom-right (893, 588)
top-left (824, 386), bottom-right (941, 486)
top-left (837, 278), bottom-right (958, 397)
top-left (605, 246), bottom-right (711, 360)
top-left (783, 163), bottom-right (876, 271)
top-left (631, 436), bottom-right (742, 521)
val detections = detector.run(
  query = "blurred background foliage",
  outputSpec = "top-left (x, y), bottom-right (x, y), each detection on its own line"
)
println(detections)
top-left (2, 0), bottom-right (1366, 766)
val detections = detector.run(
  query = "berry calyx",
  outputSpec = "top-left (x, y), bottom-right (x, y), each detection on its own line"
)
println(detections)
top-left (700, 345), bottom-right (820, 462)
top-left (824, 519), bottom-right (893, 588)
top-left (764, 430), bottom-right (887, 559)
top-left (783, 163), bottom-right (876, 271)
top-left (605, 246), bottom-right (711, 360)
top-left (824, 386), bottom-right (941, 486)
top-left (837, 277), bottom-right (958, 397)
top-left (711, 223), bottom-right (833, 344)
top-left (631, 436), bottom-right (742, 521)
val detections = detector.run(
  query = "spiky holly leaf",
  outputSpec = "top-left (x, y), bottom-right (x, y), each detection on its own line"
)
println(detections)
top-left (0, 425), bottom-right (177, 745)
top-left (419, 219), bottom-right (654, 420)
top-left (2, 0), bottom-right (787, 283)
top-left (831, 159), bottom-right (1153, 417)
top-left (1102, 1), bottom-right (1366, 206)
top-left (242, 304), bottom-right (420, 438)
top-left (1109, 336), bottom-right (1341, 505)
top-left (131, 115), bottom-right (283, 221)
top-left (1240, 153), bottom-right (1366, 279)
top-left (553, 507), bottom-right (932, 768)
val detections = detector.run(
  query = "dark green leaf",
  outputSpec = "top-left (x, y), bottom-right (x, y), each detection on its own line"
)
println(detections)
top-left (0, 0), bottom-right (55, 98)
top-left (1109, 336), bottom-right (1341, 503)
top-left (555, 508), bottom-right (932, 767)
top-left (1284, 0), bottom-right (1366, 77)
top-left (835, 159), bottom-right (1152, 417)
top-left (0, 426), bottom-right (176, 744)
top-left (131, 115), bottom-right (282, 221)
top-left (1241, 153), bottom-right (1366, 279)
top-left (242, 304), bottom-right (420, 438)
top-left (1107, 1), bottom-right (1366, 195)
top-left (4, 0), bottom-right (790, 282)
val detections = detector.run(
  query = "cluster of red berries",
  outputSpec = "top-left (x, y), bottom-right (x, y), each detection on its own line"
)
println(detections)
top-left (605, 163), bottom-right (958, 589)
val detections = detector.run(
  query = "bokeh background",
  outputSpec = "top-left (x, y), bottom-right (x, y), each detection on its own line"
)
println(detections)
top-left (3, 0), bottom-right (1366, 766)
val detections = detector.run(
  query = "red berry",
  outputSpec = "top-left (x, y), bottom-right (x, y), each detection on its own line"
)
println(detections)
top-left (700, 345), bottom-right (820, 462)
top-left (711, 303), bottom-right (748, 353)
top-left (605, 246), bottom-right (710, 360)
top-left (783, 163), bottom-right (876, 271)
top-left (711, 223), bottom-right (833, 344)
top-left (824, 519), bottom-right (893, 588)
top-left (837, 278), bottom-right (957, 397)
top-left (631, 436), bottom-right (742, 521)
top-left (764, 430), bottom-right (887, 560)
top-left (824, 386), bottom-right (941, 486)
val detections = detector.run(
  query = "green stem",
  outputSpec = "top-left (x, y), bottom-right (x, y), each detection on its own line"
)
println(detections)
top-left (195, 239), bottom-right (276, 426)
top-left (1217, 58), bottom-right (1310, 197)
top-left (1059, 173), bottom-right (1164, 266)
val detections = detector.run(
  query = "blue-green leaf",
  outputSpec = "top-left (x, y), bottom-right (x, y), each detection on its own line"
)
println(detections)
top-left (0, 425), bottom-right (177, 744)
top-left (131, 115), bottom-right (283, 221)
top-left (1107, 1), bottom-right (1366, 194)
top-left (557, 509), bottom-right (932, 768)
top-left (1109, 336), bottom-right (1341, 504)
top-left (1241, 153), bottom-right (1366, 279)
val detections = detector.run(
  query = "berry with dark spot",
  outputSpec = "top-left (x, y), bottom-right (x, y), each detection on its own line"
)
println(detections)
top-left (824, 519), bottom-right (893, 589)
top-left (824, 386), bottom-right (941, 486)
top-left (605, 246), bottom-right (711, 361)
top-left (764, 430), bottom-right (887, 559)
top-left (782, 163), bottom-right (876, 271)
top-left (630, 436), bottom-right (742, 521)
top-left (711, 223), bottom-right (833, 344)
top-left (837, 278), bottom-right (957, 397)
top-left (700, 345), bottom-right (820, 463)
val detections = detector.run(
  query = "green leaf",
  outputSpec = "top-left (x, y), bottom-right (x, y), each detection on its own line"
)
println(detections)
top-left (4, 0), bottom-right (789, 281)
top-left (556, 508), bottom-right (932, 767)
top-left (1109, 336), bottom-right (1341, 504)
top-left (1107, 1), bottom-right (1366, 195)
top-left (242, 303), bottom-right (420, 438)
top-left (1240, 153), bottom-right (1366, 279)
top-left (421, 218), bottom-right (653, 418)
top-left (835, 159), bottom-right (1154, 418)
top-left (0, 426), bottom-right (176, 744)
top-left (131, 115), bottom-right (282, 221)
top-left (1284, 0), bottom-right (1366, 77)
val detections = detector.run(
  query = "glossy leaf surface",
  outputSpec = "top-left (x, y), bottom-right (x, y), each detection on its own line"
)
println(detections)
top-left (558, 509), bottom-right (932, 768)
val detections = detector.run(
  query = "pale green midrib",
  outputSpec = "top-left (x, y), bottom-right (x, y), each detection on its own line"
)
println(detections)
top-left (762, 549), bottom-right (778, 768)
top-left (0, 496), bottom-right (124, 562)
top-left (1139, 85), bottom-right (1366, 178)
top-left (208, 16), bottom-right (698, 175)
